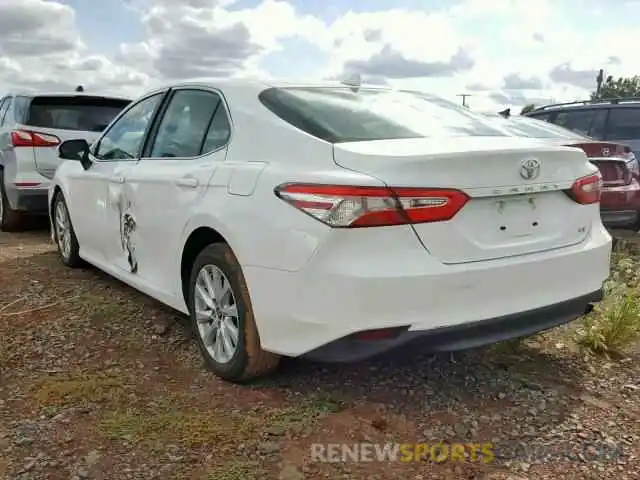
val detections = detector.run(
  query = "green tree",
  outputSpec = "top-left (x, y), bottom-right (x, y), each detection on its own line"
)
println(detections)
top-left (520, 104), bottom-right (537, 115)
top-left (591, 75), bottom-right (640, 100)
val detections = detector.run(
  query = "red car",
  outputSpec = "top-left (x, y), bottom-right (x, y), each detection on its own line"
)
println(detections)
top-left (490, 112), bottom-right (640, 231)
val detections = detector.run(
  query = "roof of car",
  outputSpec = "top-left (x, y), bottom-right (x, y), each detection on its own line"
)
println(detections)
top-left (529, 97), bottom-right (640, 114)
top-left (147, 77), bottom-right (399, 96)
top-left (5, 91), bottom-right (132, 101)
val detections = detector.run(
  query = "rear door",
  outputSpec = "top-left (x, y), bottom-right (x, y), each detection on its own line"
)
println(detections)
top-left (15, 95), bottom-right (131, 179)
top-left (604, 106), bottom-right (640, 158)
top-left (126, 87), bottom-right (231, 293)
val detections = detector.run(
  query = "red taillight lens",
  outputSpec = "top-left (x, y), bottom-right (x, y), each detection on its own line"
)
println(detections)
top-left (275, 183), bottom-right (469, 228)
top-left (11, 129), bottom-right (60, 148)
top-left (566, 173), bottom-right (602, 205)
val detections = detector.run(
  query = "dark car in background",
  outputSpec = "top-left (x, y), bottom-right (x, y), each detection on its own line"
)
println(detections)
top-left (524, 98), bottom-right (640, 162)
top-left (489, 113), bottom-right (640, 231)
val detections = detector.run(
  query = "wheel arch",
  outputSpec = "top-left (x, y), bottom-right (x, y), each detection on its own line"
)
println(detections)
top-left (179, 222), bottom-right (236, 308)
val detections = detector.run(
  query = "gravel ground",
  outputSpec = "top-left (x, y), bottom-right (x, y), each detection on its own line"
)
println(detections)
top-left (0, 228), bottom-right (638, 480)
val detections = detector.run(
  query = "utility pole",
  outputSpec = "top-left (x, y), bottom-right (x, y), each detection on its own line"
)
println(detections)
top-left (595, 69), bottom-right (604, 99)
top-left (456, 93), bottom-right (471, 108)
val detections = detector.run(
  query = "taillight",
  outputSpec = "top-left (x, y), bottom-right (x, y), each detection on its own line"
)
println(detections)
top-left (565, 173), bottom-right (602, 205)
top-left (11, 129), bottom-right (60, 148)
top-left (274, 183), bottom-right (469, 228)
top-left (624, 151), bottom-right (639, 180)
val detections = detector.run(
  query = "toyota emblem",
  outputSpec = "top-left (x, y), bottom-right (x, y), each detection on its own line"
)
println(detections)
top-left (520, 157), bottom-right (541, 180)
top-left (601, 148), bottom-right (610, 157)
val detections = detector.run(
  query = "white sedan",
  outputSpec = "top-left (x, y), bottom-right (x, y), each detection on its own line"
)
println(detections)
top-left (48, 79), bottom-right (612, 382)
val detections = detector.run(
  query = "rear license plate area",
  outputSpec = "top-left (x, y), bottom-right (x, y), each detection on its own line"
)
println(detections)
top-left (496, 197), bottom-right (539, 238)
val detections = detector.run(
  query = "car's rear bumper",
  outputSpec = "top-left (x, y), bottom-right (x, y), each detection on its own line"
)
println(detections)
top-left (302, 289), bottom-right (603, 362)
top-left (600, 182), bottom-right (640, 229)
top-left (244, 221), bottom-right (612, 359)
top-left (5, 182), bottom-right (50, 214)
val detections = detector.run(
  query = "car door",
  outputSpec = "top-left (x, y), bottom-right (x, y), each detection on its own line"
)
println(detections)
top-left (66, 91), bottom-right (166, 267)
top-left (123, 87), bottom-right (232, 295)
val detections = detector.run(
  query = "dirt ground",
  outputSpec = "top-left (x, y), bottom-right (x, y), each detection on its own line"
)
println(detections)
top-left (0, 227), bottom-right (638, 480)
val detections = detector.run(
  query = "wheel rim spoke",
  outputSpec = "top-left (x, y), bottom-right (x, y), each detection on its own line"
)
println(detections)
top-left (195, 283), bottom-right (214, 310)
top-left (222, 317), bottom-right (239, 346)
top-left (219, 304), bottom-right (237, 318)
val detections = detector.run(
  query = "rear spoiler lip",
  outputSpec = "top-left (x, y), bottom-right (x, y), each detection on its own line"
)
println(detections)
top-left (588, 156), bottom-right (633, 162)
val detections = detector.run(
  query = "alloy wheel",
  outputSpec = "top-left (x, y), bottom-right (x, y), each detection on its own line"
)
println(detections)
top-left (194, 264), bottom-right (240, 364)
top-left (54, 200), bottom-right (72, 260)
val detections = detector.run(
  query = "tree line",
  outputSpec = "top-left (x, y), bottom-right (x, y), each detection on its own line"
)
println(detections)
top-left (520, 75), bottom-right (640, 115)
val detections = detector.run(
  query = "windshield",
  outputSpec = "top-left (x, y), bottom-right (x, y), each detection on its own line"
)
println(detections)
top-left (490, 115), bottom-right (590, 140)
top-left (259, 87), bottom-right (508, 143)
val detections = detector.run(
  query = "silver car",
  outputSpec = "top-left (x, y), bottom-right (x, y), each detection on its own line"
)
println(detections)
top-left (0, 91), bottom-right (131, 231)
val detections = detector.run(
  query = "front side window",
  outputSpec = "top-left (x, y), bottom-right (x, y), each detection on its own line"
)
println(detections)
top-left (498, 116), bottom-right (589, 140)
top-left (259, 87), bottom-right (506, 143)
top-left (551, 109), bottom-right (601, 137)
top-left (94, 93), bottom-right (164, 161)
top-left (149, 89), bottom-right (226, 158)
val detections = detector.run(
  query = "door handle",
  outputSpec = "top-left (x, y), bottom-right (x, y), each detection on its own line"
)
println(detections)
top-left (110, 176), bottom-right (124, 184)
top-left (175, 176), bottom-right (199, 188)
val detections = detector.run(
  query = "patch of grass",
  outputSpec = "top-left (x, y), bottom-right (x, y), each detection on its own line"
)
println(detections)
top-left (576, 246), bottom-right (640, 356)
top-left (98, 403), bottom-right (252, 447)
top-left (78, 293), bottom-right (130, 323)
top-left (259, 394), bottom-right (345, 434)
top-left (578, 290), bottom-right (640, 356)
top-left (205, 461), bottom-right (264, 480)
top-left (32, 371), bottom-right (131, 407)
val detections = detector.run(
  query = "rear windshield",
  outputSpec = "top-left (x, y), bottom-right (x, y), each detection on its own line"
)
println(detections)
top-left (493, 116), bottom-right (589, 140)
top-left (22, 96), bottom-right (131, 132)
top-left (258, 87), bottom-right (507, 143)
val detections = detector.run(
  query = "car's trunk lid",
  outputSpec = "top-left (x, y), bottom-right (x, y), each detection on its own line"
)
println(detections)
top-left (333, 136), bottom-right (597, 264)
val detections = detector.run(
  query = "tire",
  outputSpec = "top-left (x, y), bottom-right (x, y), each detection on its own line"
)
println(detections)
top-left (0, 168), bottom-right (27, 232)
top-left (189, 243), bottom-right (280, 382)
top-left (52, 193), bottom-right (83, 268)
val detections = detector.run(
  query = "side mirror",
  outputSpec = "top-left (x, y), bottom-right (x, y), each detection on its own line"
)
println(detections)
top-left (58, 139), bottom-right (92, 171)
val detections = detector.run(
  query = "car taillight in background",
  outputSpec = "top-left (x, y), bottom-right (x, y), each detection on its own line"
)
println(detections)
top-left (567, 141), bottom-right (638, 186)
top-left (275, 183), bottom-right (470, 228)
top-left (565, 173), bottom-right (602, 205)
top-left (11, 129), bottom-right (61, 148)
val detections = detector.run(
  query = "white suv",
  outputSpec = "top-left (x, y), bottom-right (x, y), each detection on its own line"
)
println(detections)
top-left (0, 92), bottom-right (131, 231)
top-left (49, 80), bottom-right (612, 382)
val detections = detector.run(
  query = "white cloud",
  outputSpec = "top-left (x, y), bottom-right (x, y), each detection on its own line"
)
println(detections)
top-left (0, 0), bottom-right (637, 112)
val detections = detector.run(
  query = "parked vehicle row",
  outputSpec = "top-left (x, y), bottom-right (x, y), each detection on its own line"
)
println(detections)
top-left (489, 112), bottom-right (640, 231)
top-left (0, 92), bottom-right (132, 231)
top-left (525, 98), bottom-right (640, 160)
top-left (45, 79), bottom-right (611, 382)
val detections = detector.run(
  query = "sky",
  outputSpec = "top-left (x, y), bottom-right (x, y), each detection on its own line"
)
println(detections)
top-left (1, 0), bottom-right (640, 112)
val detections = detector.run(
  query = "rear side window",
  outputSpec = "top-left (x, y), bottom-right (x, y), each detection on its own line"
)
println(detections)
top-left (22, 96), bottom-right (131, 132)
top-left (258, 87), bottom-right (506, 143)
top-left (550, 109), bottom-right (607, 137)
top-left (498, 117), bottom-right (588, 140)
top-left (606, 108), bottom-right (640, 141)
